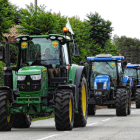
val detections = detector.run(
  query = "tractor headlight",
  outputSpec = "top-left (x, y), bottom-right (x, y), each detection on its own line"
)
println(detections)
top-left (94, 82), bottom-right (97, 89)
top-left (103, 82), bottom-right (107, 89)
top-left (30, 74), bottom-right (41, 80)
top-left (17, 75), bottom-right (26, 81)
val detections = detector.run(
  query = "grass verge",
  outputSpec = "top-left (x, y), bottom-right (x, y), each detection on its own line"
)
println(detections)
top-left (32, 114), bottom-right (54, 122)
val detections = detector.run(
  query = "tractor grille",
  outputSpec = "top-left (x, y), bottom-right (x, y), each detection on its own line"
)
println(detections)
top-left (17, 74), bottom-right (43, 92)
top-left (97, 83), bottom-right (103, 89)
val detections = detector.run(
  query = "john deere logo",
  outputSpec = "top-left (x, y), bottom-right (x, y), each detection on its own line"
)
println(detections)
top-left (21, 41), bottom-right (28, 49)
top-left (52, 42), bottom-right (58, 47)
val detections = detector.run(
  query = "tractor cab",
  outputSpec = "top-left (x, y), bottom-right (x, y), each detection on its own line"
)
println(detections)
top-left (87, 54), bottom-right (125, 91)
top-left (125, 64), bottom-right (140, 85)
top-left (125, 64), bottom-right (140, 102)
top-left (15, 34), bottom-right (74, 86)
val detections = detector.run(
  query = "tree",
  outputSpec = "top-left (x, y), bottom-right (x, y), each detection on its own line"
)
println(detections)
top-left (0, 0), bottom-right (15, 41)
top-left (17, 3), bottom-right (66, 35)
top-left (86, 12), bottom-right (113, 49)
top-left (113, 35), bottom-right (140, 63)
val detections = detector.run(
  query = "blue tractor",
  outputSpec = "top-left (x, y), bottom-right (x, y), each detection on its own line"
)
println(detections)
top-left (86, 54), bottom-right (132, 116)
top-left (125, 64), bottom-right (140, 108)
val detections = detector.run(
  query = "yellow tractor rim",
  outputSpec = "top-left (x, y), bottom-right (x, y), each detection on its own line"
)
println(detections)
top-left (69, 99), bottom-right (72, 121)
top-left (6, 100), bottom-right (10, 123)
top-left (82, 85), bottom-right (86, 116)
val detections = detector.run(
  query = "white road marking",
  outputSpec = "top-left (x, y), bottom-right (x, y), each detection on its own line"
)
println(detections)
top-left (101, 118), bottom-right (111, 122)
top-left (87, 122), bottom-right (98, 126)
top-left (37, 134), bottom-right (58, 140)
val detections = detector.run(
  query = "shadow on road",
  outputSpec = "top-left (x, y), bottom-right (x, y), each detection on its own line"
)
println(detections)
top-left (12, 126), bottom-right (57, 132)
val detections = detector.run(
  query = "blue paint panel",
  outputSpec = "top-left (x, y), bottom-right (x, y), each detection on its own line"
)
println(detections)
top-left (122, 76), bottom-right (130, 84)
top-left (127, 64), bottom-right (140, 68)
top-left (93, 75), bottom-right (110, 90)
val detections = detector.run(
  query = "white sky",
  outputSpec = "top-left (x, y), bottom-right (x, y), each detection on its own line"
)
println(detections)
top-left (9, 0), bottom-right (140, 40)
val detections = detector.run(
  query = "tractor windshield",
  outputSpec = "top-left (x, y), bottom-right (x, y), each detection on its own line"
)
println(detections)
top-left (125, 68), bottom-right (137, 78)
top-left (20, 38), bottom-right (60, 66)
top-left (91, 61), bottom-right (117, 78)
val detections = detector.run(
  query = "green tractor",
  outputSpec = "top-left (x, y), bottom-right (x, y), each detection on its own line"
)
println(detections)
top-left (0, 30), bottom-right (88, 131)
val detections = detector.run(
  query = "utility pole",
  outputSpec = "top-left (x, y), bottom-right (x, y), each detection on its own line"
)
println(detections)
top-left (35, 0), bottom-right (37, 11)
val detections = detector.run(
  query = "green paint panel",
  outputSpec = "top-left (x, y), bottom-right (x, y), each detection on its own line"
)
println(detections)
top-left (13, 71), bottom-right (17, 89)
top-left (69, 64), bottom-right (78, 84)
top-left (17, 97), bottom-right (41, 104)
top-left (18, 66), bottom-right (45, 75)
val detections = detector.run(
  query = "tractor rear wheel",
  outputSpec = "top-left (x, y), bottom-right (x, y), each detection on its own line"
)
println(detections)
top-left (135, 88), bottom-right (140, 108)
top-left (88, 104), bottom-right (96, 115)
top-left (127, 88), bottom-right (131, 115)
top-left (12, 114), bottom-right (31, 128)
top-left (116, 88), bottom-right (128, 116)
top-left (0, 91), bottom-right (13, 131)
top-left (74, 76), bottom-right (88, 127)
top-left (54, 90), bottom-right (74, 131)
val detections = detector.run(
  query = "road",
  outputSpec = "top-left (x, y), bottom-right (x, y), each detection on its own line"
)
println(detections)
top-left (1, 104), bottom-right (140, 140)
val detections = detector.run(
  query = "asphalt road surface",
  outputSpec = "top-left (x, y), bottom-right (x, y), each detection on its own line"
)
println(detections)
top-left (1, 104), bottom-right (140, 140)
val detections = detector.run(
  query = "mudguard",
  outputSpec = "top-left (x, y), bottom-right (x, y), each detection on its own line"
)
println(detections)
top-left (122, 76), bottom-right (131, 87)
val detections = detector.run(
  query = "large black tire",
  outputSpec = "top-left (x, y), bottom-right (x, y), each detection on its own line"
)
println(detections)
top-left (12, 114), bottom-right (31, 128)
top-left (74, 76), bottom-right (88, 127)
top-left (135, 88), bottom-right (140, 108)
top-left (116, 88), bottom-right (128, 116)
top-left (127, 88), bottom-right (131, 115)
top-left (88, 104), bottom-right (96, 115)
top-left (54, 90), bottom-right (74, 131)
top-left (0, 91), bottom-right (13, 131)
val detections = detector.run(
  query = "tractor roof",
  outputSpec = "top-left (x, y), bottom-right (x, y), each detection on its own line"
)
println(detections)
top-left (87, 54), bottom-right (124, 61)
top-left (15, 34), bottom-right (70, 40)
top-left (126, 64), bottom-right (140, 68)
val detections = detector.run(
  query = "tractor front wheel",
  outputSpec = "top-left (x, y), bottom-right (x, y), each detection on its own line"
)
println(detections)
top-left (74, 76), bottom-right (88, 127)
top-left (116, 88), bottom-right (128, 116)
top-left (0, 91), bottom-right (13, 131)
top-left (54, 90), bottom-right (74, 131)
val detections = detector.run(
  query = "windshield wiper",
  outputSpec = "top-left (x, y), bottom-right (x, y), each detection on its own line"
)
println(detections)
top-left (106, 62), bottom-right (113, 69)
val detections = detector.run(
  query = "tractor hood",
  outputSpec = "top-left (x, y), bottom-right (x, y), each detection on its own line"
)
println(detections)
top-left (18, 66), bottom-right (46, 75)
top-left (94, 75), bottom-right (110, 90)
top-left (95, 75), bottom-right (109, 83)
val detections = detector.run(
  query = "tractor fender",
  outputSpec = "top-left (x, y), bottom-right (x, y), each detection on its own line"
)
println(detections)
top-left (74, 66), bottom-right (87, 87)
top-left (0, 86), bottom-right (13, 102)
top-left (56, 84), bottom-right (78, 108)
top-left (74, 66), bottom-right (88, 108)
top-left (122, 76), bottom-right (130, 87)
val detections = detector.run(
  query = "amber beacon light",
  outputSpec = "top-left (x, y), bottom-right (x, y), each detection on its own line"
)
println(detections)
top-left (63, 27), bottom-right (68, 32)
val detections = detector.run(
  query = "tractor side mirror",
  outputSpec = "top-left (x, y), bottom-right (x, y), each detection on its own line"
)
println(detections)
top-left (72, 43), bottom-right (79, 57)
top-left (80, 61), bottom-right (84, 65)
top-left (0, 45), bottom-right (3, 60)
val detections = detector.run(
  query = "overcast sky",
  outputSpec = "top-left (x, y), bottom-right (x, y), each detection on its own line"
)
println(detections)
top-left (9, 0), bottom-right (140, 40)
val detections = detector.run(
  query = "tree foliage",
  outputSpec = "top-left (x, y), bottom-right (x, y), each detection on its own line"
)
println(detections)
top-left (17, 3), bottom-right (66, 35)
top-left (86, 12), bottom-right (113, 49)
top-left (0, 0), bottom-right (15, 41)
top-left (113, 35), bottom-right (140, 63)
top-left (11, 4), bottom-right (117, 64)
